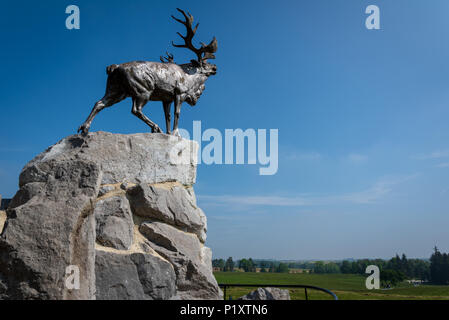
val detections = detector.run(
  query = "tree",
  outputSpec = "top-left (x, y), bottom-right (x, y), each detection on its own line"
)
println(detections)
top-left (313, 261), bottom-right (325, 274)
top-left (238, 259), bottom-right (248, 271)
top-left (401, 254), bottom-right (410, 276)
top-left (430, 247), bottom-right (449, 284)
top-left (325, 262), bottom-right (340, 274)
top-left (248, 258), bottom-right (256, 272)
top-left (341, 260), bottom-right (352, 274)
top-left (217, 259), bottom-right (225, 271)
top-left (412, 259), bottom-right (430, 281)
top-left (381, 269), bottom-right (406, 287)
top-left (276, 263), bottom-right (289, 273)
top-left (237, 258), bottom-right (256, 272)
top-left (224, 257), bottom-right (234, 272)
top-left (212, 258), bottom-right (225, 271)
top-left (350, 261), bottom-right (362, 274)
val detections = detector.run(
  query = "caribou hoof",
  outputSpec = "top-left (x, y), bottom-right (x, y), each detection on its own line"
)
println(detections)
top-left (77, 124), bottom-right (90, 136)
top-left (152, 126), bottom-right (162, 134)
top-left (172, 129), bottom-right (181, 137)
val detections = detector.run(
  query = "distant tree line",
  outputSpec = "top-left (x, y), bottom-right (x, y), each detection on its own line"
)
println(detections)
top-left (313, 248), bottom-right (448, 285)
top-left (335, 254), bottom-right (430, 281)
top-left (312, 254), bottom-right (430, 285)
top-left (212, 257), bottom-right (233, 272)
top-left (213, 247), bottom-right (449, 284)
top-left (212, 257), bottom-right (290, 273)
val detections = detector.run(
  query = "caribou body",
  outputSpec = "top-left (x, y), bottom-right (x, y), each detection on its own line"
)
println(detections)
top-left (78, 8), bottom-right (217, 135)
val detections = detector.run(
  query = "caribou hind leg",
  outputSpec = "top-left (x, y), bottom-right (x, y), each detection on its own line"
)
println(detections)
top-left (163, 101), bottom-right (172, 134)
top-left (131, 97), bottom-right (162, 133)
top-left (78, 94), bottom-right (126, 135)
top-left (172, 95), bottom-right (182, 136)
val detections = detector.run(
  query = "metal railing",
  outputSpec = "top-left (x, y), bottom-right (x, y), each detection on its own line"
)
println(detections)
top-left (218, 284), bottom-right (338, 300)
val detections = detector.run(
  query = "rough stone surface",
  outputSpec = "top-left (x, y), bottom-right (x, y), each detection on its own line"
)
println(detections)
top-left (120, 182), bottom-right (134, 190)
top-left (94, 195), bottom-right (134, 250)
top-left (98, 185), bottom-right (115, 197)
top-left (0, 160), bottom-right (101, 299)
top-left (20, 132), bottom-right (198, 187)
top-left (139, 222), bottom-right (221, 299)
top-left (239, 287), bottom-right (291, 300)
top-left (0, 211), bottom-right (5, 234)
top-left (127, 183), bottom-right (207, 242)
top-left (95, 249), bottom-right (176, 300)
top-left (0, 131), bottom-right (219, 300)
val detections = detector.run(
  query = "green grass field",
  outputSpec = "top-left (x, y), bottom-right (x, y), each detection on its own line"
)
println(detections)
top-left (214, 272), bottom-right (449, 300)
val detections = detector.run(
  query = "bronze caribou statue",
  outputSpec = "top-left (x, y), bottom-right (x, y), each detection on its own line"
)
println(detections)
top-left (78, 8), bottom-right (217, 136)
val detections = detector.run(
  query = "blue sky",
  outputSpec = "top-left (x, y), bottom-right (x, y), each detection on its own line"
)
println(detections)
top-left (1, 0), bottom-right (449, 260)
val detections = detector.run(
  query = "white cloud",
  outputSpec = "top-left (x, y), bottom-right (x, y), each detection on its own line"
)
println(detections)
top-left (337, 179), bottom-right (395, 204)
top-left (286, 151), bottom-right (322, 161)
top-left (413, 150), bottom-right (449, 160)
top-left (198, 174), bottom-right (417, 208)
top-left (347, 153), bottom-right (368, 164)
top-left (436, 162), bottom-right (449, 168)
top-left (200, 194), bottom-right (308, 207)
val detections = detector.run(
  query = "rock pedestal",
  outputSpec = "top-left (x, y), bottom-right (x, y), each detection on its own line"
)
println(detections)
top-left (0, 132), bottom-right (222, 300)
top-left (239, 287), bottom-right (291, 300)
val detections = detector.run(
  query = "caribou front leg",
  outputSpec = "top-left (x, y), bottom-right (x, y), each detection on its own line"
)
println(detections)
top-left (172, 96), bottom-right (182, 136)
top-left (131, 97), bottom-right (162, 133)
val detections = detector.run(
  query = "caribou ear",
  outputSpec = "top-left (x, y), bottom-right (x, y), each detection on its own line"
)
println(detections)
top-left (190, 59), bottom-right (201, 67)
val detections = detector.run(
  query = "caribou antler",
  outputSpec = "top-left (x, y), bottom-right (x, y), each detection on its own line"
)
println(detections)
top-left (200, 38), bottom-right (217, 60)
top-left (171, 8), bottom-right (217, 63)
top-left (160, 52), bottom-right (174, 63)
